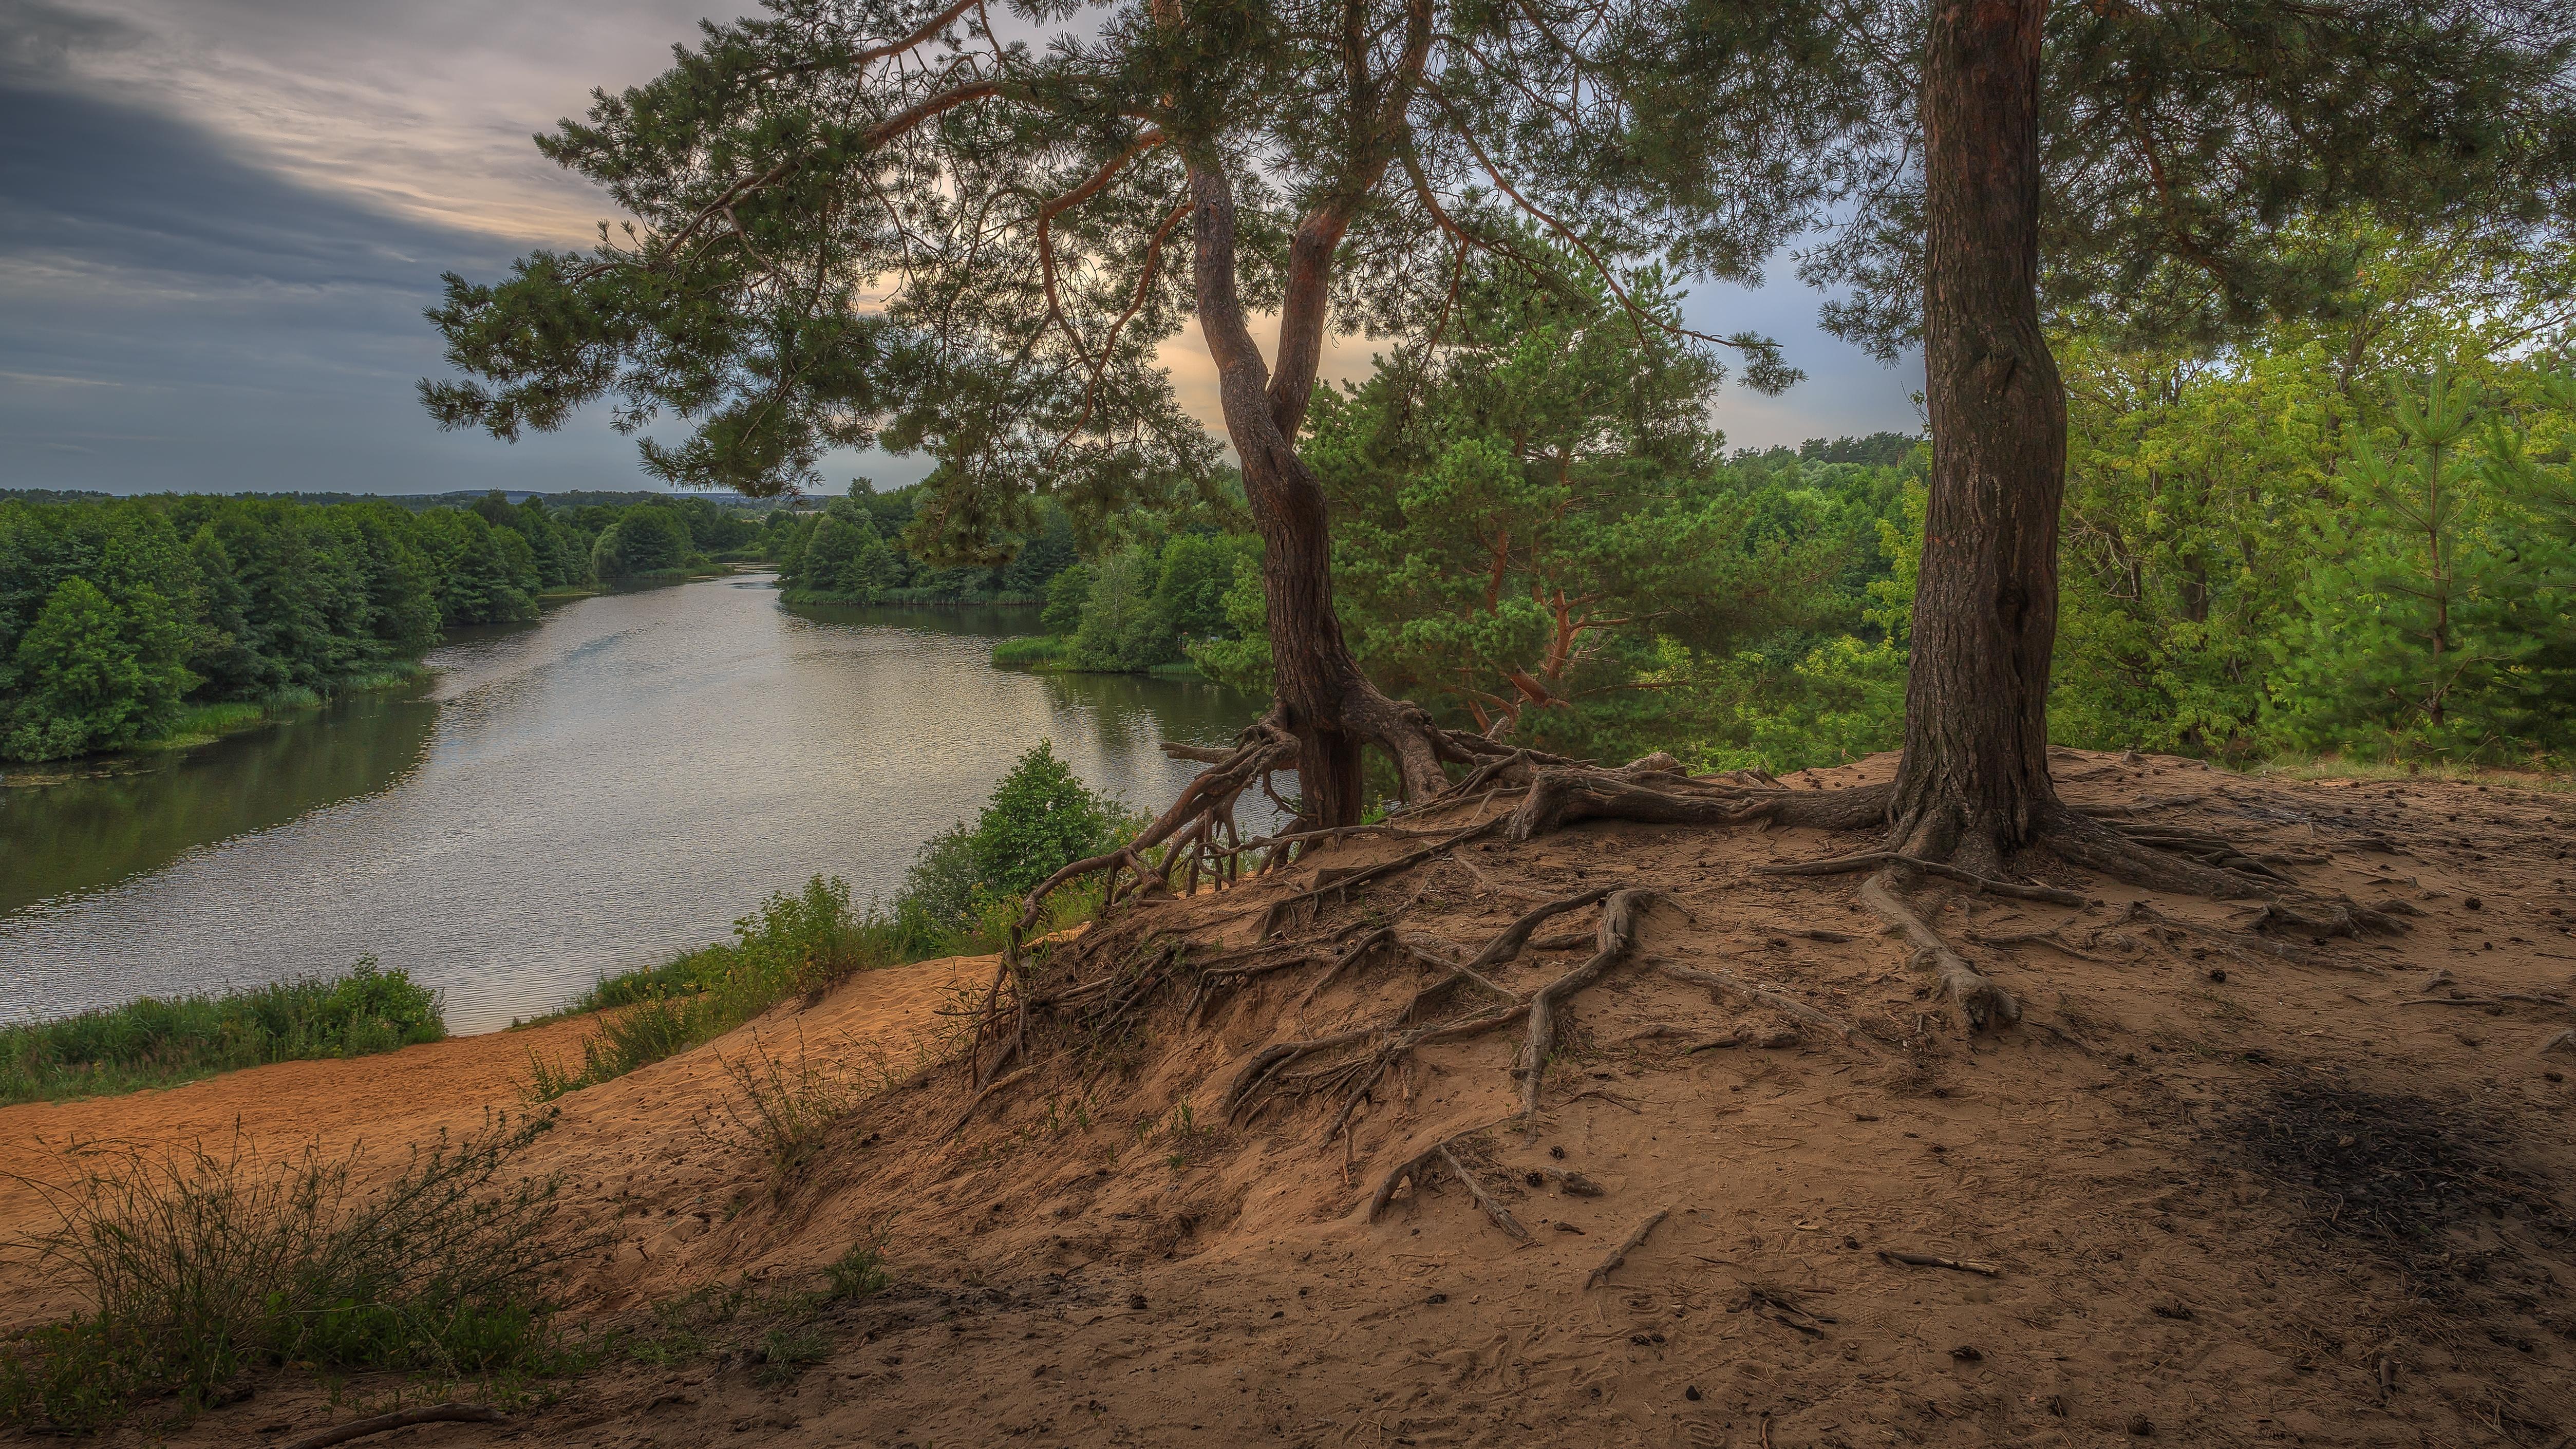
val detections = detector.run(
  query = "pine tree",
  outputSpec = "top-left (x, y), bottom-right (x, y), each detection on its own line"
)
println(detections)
top-left (2276, 364), bottom-right (2549, 757)
top-left (418, 0), bottom-right (1827, 825)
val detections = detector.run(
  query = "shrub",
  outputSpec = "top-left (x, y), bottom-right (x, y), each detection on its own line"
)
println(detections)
top-left (965, 741), bottom-right (1123, 902)
top-left (527, 877), bottom-right (914, 1100)
top-left (527, 752), bottom-right (1130, 1101)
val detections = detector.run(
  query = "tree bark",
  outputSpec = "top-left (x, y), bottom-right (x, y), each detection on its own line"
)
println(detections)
top-left (1892, 0), bottom-right (2067, 871)
top-left (1188, 160), bottom-right (1376, 826)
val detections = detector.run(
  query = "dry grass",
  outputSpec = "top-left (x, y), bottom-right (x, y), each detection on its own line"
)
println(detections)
top-left (0, 1113), bottom-right (579, 1432)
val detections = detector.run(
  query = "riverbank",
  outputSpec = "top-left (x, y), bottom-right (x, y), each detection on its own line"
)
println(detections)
top-left (0, 571), bottom-right (760, 785)
top-left (2, 581), bottom-right (1259, 1032)
top-left (990, 632), bottom-right (1208, 679)
top-left (3, 754), bottom-right (2569, 1445)
top-left (0, 666), bottom-right (429, 790)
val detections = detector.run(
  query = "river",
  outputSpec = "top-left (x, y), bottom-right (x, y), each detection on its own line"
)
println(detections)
top-left (0, 574), bottom-right (1265, 1033)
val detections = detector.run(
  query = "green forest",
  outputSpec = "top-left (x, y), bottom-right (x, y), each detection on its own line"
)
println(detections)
top-left (761, 483), bottom-right (1079, 605)
top-left (0, 492), bottom-right (761, 763)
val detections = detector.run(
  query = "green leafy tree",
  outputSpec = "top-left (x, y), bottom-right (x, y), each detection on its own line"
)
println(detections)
top-left (591, 506), bottom-right (695, 581)
top-left (417, 0), bottom-right (1837, 826)
top-left (1186, 557), bottom-right (1274, 697)
top-left (1068, 548), bottom-right (1165, 672)
top-left (1150, 534), bottom-right (1261, 644)
top-left (783, 497), bottom-right (915, 600)
top-left (3, 577), bottom-right (190, 759)
top-left (2049, 339), bottom-right (2329, 757)
top-left (968, 741), bottom-right (1122, 900)
top-left (1306, 258), bottom-right (1817, 749)
top-left (183, 524), bottom-right (271, 697)
top-left (415, 510), bottom-right (540, 625)
top-left (1039, 563), bottom-right (1094, 636)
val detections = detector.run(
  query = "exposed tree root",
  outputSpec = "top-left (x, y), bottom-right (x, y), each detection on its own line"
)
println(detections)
top-left (1485, 764), bottom-right (2412, 1039)
top-left (2398, 993), bottom-right (2570, 1011)
top-left (1964, 922), bottom-right (2102, 963)
top-left (1505, 765), bottom-right (1874, 842)
top-left (1365, 1121), bottom-right (1520, 1235)
top-left (2108, 901), bottom-right (2354, 969)
top-left (1219, 887), bottom-right (1635, 1135)
top-left (1254, 818), bottom-right (1504, 939)
top-left (947, 1063), bottom-right (1038, 1137)
top-left (1516, 890), bottom-right (1669, 1120)
top-left (1857, 869), bottom-right (2020, 1031)
top-left (1741, 921), bottom-right (1862, 943)
top-left (1681, 1027), bottom-right (1799, 1051)
top-left (1582, 1206), bottom-right (1671, 1289)
top-left (283, 1405), bottom-right (506, 1449)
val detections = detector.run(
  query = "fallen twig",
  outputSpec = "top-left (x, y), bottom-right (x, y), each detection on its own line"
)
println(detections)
top-left (1583, 1206), bottom-right (1671, 1289)
top-left (1437, 1143), bottom-right (1531, 1241)
top-left (1657, 961), bottom-right (1877, 1050)
top-left (1877, 1249), bottom-right (2001, 1277)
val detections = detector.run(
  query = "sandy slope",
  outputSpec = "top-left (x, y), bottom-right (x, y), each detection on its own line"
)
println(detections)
top-left (5, 750), bottom-right (2573, 1448)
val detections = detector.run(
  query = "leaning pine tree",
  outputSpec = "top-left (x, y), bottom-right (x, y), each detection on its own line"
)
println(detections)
top-left (422, 0), bottom-right (1834, 844)
top-left (426, 0), bottom-right (2576, 1032)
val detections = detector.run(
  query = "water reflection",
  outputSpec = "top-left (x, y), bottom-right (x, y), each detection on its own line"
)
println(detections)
top-left (1, 575), bottom-right (1264, 1032)
top-left (1, 689), bottom-right (439, 916)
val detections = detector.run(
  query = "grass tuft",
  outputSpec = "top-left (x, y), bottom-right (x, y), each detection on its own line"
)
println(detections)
top-left (989, 634), bottom-right (1069, 667)
top-left (703, 1031), bottom-right (860, 1188)
top-left (0, 959), bottom-right (444, 1106)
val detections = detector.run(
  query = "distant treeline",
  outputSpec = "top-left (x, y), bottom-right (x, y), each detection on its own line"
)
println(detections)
top-left (765, 482), bottom-right (1079, 605)
top-left (0, 492), bottom-right (758, 763)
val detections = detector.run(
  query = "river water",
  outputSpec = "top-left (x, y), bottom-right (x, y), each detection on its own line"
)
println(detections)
top-left (0, 574), bottom-right (1264, 1033)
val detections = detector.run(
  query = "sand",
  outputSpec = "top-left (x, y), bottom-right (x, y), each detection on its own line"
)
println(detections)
top-left (3, 749), bottom-right (2571, 1447)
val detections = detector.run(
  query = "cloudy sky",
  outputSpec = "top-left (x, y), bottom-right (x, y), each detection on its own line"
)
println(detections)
top-left (0, 0), bottom-right (1923, 497)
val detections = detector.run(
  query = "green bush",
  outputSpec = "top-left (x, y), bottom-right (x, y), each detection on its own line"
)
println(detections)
top-left (0, 960), bottom-right (445, 1105)
top-left (961, 741), bottom-right (1125, 905)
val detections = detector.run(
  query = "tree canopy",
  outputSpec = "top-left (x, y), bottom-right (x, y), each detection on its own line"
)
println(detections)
top-left (422, 0), bottom-right (2576, 854)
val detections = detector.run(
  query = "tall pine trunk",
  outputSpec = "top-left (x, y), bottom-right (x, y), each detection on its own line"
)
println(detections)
top-left (1891, 0), bottom-right (2068, 867)
top-left (1188, 162), bottom-right (1372, 827)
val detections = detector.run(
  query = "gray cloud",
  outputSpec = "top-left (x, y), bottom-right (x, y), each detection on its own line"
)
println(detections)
top-left (0, 0), bottom-right (1913, 497)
